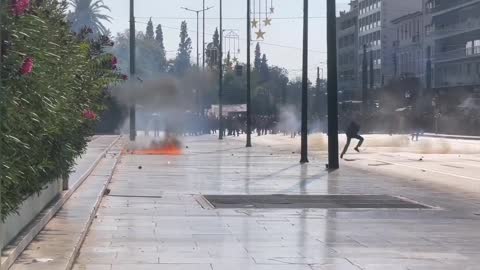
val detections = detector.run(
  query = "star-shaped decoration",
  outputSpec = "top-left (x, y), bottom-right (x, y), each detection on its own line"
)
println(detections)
top-left (264, 17), bottom-right (272, 26)
top-left (232, 57), bottom-right (238, 63)
top-left (251, 19), bottom-right (259, 28)
top-left (256, 30), bottom-right (266, 40)
top-left (270, 7), bottom-right (275, 13)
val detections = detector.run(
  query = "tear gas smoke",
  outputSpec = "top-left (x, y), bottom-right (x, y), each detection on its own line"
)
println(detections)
top-left (111, 70), bottom-right (216, 150)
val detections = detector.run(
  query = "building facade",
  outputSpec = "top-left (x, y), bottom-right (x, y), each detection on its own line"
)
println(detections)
top-left (337, 0), bottom-right (359, 100)
top-left (427, 0), bottom-right (480, 90)
top-left (357, 0), bottom-right (422, 91)
top-left (391, 12), bottom-right (425, 81)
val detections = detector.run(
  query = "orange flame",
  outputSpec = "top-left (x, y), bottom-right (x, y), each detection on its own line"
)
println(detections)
top-left (132, 145), bottom-right (182, 155)
top-left (124, 139), bottom-right (182, 156)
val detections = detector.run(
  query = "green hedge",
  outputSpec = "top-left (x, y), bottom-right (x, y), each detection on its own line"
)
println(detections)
top-left (0, 1), bottom-right (121, 218)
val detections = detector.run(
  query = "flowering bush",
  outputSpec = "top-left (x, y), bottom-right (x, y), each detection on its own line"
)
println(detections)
top-left (0, 0), bottom-right (120, 218)
top-left (11, 0), bottom-right (30, 16)
top-left (19, 57), bottom-right (34, 75)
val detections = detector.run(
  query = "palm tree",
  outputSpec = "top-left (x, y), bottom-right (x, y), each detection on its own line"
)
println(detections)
top-left (68, 0), bottom-right (112, 36)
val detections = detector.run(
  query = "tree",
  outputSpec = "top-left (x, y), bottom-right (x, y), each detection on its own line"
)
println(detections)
top-left (145, 18), bottom-right (154, 40)
top-left (206, 28), bottom-right (220, 70)
top-left (112, 29), bottom-right (167, 77)
top-left (174, 21), bottom-right (192, 75)
top-left (254, 43), bottom-right (261, 71)
top-left (260, 53), bottom-right (269, 82)
top-left (68, 0), bottom-right (112, 36)
top-left (225, 51), bottom-right (233, 71)
top-left (155, 24), bottom-right (167, 71)
top-left (155, 24), bottom-right (166, 52)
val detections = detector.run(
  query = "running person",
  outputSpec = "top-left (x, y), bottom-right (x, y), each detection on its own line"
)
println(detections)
top-left (340, 119), bottom-right (364, 159)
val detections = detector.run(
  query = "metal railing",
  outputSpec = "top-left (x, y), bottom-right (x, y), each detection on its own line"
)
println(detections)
top-left (435, 46), bottom-right (480, 61)
top-left (432, 0), bottom-right (480, 13)
top-left (433, 18), bottom-right (480, 38)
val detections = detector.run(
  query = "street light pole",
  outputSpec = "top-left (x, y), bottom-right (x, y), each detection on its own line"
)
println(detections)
top-left (300, 0), bottom-right (309, 164)
top-left (197, 12), bottom-right (199, 67)
top-left (246, 0), bottom-right (252, 147)
top-left (203, 0), bottom-right (206, 70)
top-left (218, 0), bottom-right (224, 140)
top-left (129, 0), bottom-right (136, 141)
top-left (181, 7), bottom-right (213, 68)
top-left (327, 0), bottom-right (339, 169)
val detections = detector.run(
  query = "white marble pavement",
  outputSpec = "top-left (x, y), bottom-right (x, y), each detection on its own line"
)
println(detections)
top-left (71, 135), bottom-right (480, 270)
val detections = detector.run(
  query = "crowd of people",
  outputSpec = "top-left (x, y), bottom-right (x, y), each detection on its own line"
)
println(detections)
top-left (141, 112), bottom-right (307, 138)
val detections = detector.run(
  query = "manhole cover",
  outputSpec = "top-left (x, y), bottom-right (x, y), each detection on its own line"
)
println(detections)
top-left (202, 195), bottom-right (432, 209)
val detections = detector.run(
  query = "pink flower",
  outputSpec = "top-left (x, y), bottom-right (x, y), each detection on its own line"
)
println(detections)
top-left (111, 56), bottom-right (118, 65)
top-left (121, 74), bottom-right (128, 80)
top-left (11, 0), bottom-right (30, 16)
top-left (83, 110), bottom-right (97, 120)
top-left (20, 57), bottom-right (34, 75)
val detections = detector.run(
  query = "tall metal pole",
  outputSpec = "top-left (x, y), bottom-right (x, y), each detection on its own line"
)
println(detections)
top-left (182, 7), bottom-right (213, 68)
top-left (369, 49), bottom-right (374, 91)
top-left (196, 11), bottom-right (200, 67)
top-left (300, 0), bottom-right (309, 164)
top-left (218, 0), bottom-right (224, 140)
top-left (246, 0), bottom-right (252, 147)
top-left (203, 0), bottom-right (206, 70)
top-left (327, 0), bottom-right (339, 169)
top-left (426, 46), bottom-right (432, 90)
top-left (129, 0), bottom-right (136, 141)
top-left (362, 44), bottom-right (368, 115)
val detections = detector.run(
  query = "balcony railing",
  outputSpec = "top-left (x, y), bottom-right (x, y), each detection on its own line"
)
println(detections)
top-left (433, 18), bottom-right (480, 38)
top-left (432, 0), bottom-right (480, 13)
top-left (435, 46), bottom-right (480, 61)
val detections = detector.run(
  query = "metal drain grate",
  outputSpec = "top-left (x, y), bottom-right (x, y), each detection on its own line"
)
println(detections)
top-left (107, 194), bottom-right (163, 199)
top-left (202, 195), bottom-right (432, 209)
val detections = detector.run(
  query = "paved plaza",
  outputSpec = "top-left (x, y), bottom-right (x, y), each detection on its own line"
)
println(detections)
top-left (67, 134), bottom-right (480, 270)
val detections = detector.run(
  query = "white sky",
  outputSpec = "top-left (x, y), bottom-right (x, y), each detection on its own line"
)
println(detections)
top-left (102, 0), bottom-right (352, 80)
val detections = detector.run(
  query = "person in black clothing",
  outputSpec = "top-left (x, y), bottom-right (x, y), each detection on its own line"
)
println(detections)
top-left (340, 120), bottom-right (364, 159)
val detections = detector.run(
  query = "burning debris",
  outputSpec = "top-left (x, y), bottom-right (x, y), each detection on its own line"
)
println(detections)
top-left (125, 135), bottom-right (182, 156)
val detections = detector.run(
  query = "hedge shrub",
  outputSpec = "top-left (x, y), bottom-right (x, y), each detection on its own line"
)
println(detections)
top-left (0, 0), bottom-right (121, 218)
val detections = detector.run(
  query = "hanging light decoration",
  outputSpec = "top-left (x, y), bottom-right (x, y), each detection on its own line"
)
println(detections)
top-left (255, 0), bottom-right (266, 40)
top-left (252, 0), bottom-right (259, 28)
top-left (263, 0), bottom-right (272, 26)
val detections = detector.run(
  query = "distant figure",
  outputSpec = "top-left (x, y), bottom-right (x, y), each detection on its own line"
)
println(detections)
top-left (340, 120), bottom-right (364, 159)
top-left (411, 113), bottom-right (422, 141)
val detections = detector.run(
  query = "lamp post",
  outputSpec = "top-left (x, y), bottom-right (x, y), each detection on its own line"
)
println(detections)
top-left (246, 0), bottom-right (252, 147)
top-left (129, 0), bottom-right (136, 141)
top-left (181, 6), bottom-right (213, 68)
top-left (327, 0), bottom-right (339, 169)
top-left (203, 0), bottom-right (206, 70)
top-left (300, 0), bottom-right (309, 164)
top-left (218, 0), bottom-right (224, 140)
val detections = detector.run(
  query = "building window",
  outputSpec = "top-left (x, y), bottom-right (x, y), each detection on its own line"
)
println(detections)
top-left (474, 40), bottom-right (480, 54)
top-left (466, 41), bottom-right (473, 56)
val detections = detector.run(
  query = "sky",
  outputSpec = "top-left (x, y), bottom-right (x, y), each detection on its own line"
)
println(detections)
top-left (102, 0), bottom-right (353, 81)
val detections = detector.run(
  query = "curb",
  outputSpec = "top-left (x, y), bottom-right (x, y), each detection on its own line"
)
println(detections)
top-left (65, 149), bottom-right (121, 270)
top-left (0, 136), bottom-right (121, 270)
top-left (422, 133), bottom-right (480, 141)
